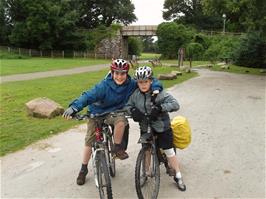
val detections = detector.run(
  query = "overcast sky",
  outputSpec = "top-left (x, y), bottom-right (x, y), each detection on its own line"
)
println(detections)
top-left (131, 0), bottom-right (166, 25)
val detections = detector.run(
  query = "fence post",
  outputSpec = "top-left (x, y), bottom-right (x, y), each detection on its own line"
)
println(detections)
top-left (62, 50), bottom-right (64, 58)
top-left (51, 50), bottom-right (53, 58)
top-left (29, 49), bottom-right (31, 56)
top-left (40, 50), bottom-right (42, 57)
top-left (8, 46), bottom-right (10, 52)
top-left (19, 48), bottom-right (21, 55)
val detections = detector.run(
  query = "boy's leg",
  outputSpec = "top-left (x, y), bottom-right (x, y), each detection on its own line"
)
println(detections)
top-left (77, 119), bottom-right (96, 185)
top-left (157, 129), bottom-right (186, 191)
top-left (106, 115), bottom-right (129, 160)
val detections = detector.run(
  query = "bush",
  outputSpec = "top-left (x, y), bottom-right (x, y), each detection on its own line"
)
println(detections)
top-left (186, 42), bottom-right (204, 60)
top-left (128, 37), bottom-right (143, 56)
top-left (203, 35), bottom-right (241, 63)
top-left (157, 22), bottom-right (194, 59)
top-left (232, 32), bottom-right (266, 68)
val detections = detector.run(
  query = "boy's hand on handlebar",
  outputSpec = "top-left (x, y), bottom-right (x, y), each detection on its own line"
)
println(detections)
top-left (150, 105), bottom-right (162, 120)
top-left (130, 107), bottom-right (144, 122)
top-left (62, 107), bottom-right (78, 119)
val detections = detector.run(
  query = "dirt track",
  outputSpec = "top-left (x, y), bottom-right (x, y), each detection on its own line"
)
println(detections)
top-left (1, 69), bottom-right (265, 198)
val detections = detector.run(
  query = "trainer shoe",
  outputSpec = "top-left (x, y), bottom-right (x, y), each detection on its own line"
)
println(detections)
top-left (114, 149), bottom-right (129, 160)
top-left (76, 169), bottom-right (88, 185)
top-left (174, 177), bottom-right (186, 191)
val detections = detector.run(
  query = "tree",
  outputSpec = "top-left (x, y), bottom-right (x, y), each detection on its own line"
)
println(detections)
top-left (157, 22), bottom-right (194, 59)
top-left (201, 0), bottom-right (266, 33)
top-left (163, 0), bottom-right (222, 30)
top-left (0, 0), bottom-right (10, 45)
top-left (5, 0), bottom-right (81, 50)
top-left (232, 32), bottom-right (266, 68)
top-left (128, 37), bottom-right (143, 56)
top-left (75, 0), bottom-right (136, 29)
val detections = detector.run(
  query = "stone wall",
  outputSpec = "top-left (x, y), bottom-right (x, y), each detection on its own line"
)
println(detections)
top-left (96, 30), bottom-right (123, 59)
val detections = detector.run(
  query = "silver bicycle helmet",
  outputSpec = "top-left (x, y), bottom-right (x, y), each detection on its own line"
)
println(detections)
top-left (135, 66), bottom-right (153, 80)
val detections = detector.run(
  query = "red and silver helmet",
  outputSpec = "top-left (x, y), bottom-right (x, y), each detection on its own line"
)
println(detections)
top-left (111, 59), bottom-right (129, 72)
top-left (135, 66), bottom-right (153, 80)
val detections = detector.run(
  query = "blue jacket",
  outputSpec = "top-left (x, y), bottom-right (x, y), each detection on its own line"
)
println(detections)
top-left (69, 73), bottom-right (163, 114)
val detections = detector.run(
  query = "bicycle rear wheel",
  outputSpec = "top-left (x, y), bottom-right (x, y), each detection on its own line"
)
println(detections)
top-left (96, 151), bottom-right (113, 199)
top-left (106, 133), bottom-right (116, 177)
top-left (135, 146), bottom-right (160, 199)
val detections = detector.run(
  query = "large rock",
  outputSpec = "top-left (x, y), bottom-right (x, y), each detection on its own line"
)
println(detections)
top-left (25, 97), bottom-right (64, 119)
top-left (158, 73), bottom-right (177, 80)
top-left (171, 71), bottom-right (182, 76)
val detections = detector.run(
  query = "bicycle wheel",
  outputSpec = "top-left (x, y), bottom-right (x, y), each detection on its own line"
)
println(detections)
top-left (96, 151), bottom-right (113, 199)
top-left (106, 133), bottom-right (116, 177)
top-left (135, 146), bottom-right (160, 199)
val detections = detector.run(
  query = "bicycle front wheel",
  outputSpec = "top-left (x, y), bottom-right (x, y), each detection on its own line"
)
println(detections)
top-left (135, 146), bottom-right (160, 199)
top-left (106, 134), bottom-right (116, 177)
top-left (96, 151), bottom-right (113, 199)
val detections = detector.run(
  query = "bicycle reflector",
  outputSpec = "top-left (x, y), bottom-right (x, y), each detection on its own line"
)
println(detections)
top-left (95, 127), bottom-right (103, 142)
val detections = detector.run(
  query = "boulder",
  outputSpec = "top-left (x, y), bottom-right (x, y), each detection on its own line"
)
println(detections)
top-left (25, 97), bottom-right (64, 119)
top-left (158, 73), bottom-right (177, 80)
top-left (171, 71), bottom-right (182, 76)
top-left (221, 65), bottom-right (230, 69)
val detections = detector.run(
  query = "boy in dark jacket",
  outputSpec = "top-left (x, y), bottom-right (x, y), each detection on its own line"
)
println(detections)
top-left (126, 66), bottom-right (186, 191)
top-left (63, 59), bottom-right (162, 185)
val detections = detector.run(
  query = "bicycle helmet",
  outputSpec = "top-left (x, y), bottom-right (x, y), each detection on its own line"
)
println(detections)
top-left (135, 66), bottom-right (153, 80)
top-left (111, 59), bottom-right (129, 72)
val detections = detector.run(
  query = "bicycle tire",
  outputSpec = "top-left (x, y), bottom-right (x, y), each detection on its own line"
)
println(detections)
top-left (135, 146), bottom-right (160, 199)
top-left (96, 151), bottom-right (113, 199)
top-left (106, 133), bottom-right (116, 177)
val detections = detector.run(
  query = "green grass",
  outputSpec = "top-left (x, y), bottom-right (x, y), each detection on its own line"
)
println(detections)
top-left (139, 53), bottom-right (161, 60)
top-left (203, 64), bottom-right (265, 75)
top-left (0, 57), bottom-right (109, 76)
top-left (0, 67), bottom-right (197, 156)
top-left (161, 60), bottom-right (209, 66)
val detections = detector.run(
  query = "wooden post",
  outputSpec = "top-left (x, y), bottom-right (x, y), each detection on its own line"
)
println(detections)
top-left (62, 50), bottom-right (64, 58)
top-left (40, 50), bottom-right (43, 57)
top-left (29, 49), bottom-right (31, 56)
top-left (51, 50), bottom-right (53, 58)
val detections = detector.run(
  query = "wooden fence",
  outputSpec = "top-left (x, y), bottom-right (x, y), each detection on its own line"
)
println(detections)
top-left (0, 46), bottom-right (107, 59)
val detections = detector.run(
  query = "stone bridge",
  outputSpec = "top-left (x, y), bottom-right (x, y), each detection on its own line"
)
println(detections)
top-left (97, 25), bottom-right (158, 59)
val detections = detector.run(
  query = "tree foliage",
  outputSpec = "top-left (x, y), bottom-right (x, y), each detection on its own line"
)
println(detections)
top-left (128, 37), bottom-right (143, 56)
top-left (163, 0), bottom-right (222, 30)
top-left (0, 0), bottom-right (136, 50)
top-left (75, 0), bottom-right (136, 29)
top-left (201, 0), bottom-right (266, 33)
top-left (232, 32), bottom-right (266, 68)
top-left (157, 22), bottom-right (194, 59)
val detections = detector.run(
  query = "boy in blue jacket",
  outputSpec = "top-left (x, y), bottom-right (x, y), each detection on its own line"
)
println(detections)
top-left (63, 59), bottom-right (162, 185)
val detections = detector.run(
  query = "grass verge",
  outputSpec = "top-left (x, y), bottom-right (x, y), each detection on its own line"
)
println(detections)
top-left (0, 67), bottom-right (197, 156)
top-left (1, 58), bottom-right (109, 76)
top-left (206, 64), bottom-right (266, 75)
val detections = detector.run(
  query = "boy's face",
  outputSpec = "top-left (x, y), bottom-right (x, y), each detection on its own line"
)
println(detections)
top-left (112, 71), bottom-right (127, 85)
top-left (137, 79), bottom-right (152, 93)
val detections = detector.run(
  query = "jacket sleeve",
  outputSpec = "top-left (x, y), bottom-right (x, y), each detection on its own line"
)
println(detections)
top-left (151, 78), bottom-right (163, 92)
top-left (125, 92), bottom-right (136, 115)
top-left (69, 81), bottom-right (106, 112)
top-left (158, 91), bottom-right (180, 112)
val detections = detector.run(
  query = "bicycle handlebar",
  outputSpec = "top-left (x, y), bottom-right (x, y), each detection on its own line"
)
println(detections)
top-left (73, 109), bottom-right (131, 121)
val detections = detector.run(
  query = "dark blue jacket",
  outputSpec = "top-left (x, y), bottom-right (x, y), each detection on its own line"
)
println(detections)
top-left (69, 73), bottom-right (163, 114)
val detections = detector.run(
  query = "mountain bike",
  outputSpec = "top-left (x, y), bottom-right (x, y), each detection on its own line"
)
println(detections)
top-left (75, 111), bottom-right (121, 199)
top-left (135, 115), bottom-right (175, 199)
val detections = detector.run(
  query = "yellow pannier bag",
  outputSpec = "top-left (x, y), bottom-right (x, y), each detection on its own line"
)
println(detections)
top-left (171, 116), bottom-right (191, 149)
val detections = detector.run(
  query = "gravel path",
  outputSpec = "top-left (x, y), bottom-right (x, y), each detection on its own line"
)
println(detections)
top-left (1, 69), bottom-right (265, 198)
top-left (0, 64), bottom-right (109, 83)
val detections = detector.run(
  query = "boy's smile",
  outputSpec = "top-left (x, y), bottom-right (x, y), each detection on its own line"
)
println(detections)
top-left (113, 71), bottom-right (127, 85)
top-left (137, 79), bottom-right (152, 93)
